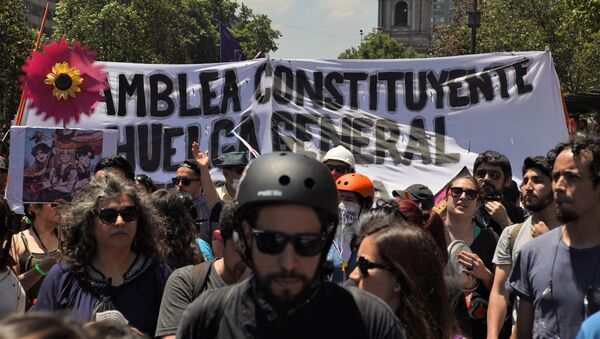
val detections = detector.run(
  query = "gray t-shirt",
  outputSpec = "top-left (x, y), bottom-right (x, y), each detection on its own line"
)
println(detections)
top-left (155, 261), bottom-right (226, 337)
top-left (493, 217), bottom-right (533, 266)
top-left (509, 227), bottom-right (600, 339)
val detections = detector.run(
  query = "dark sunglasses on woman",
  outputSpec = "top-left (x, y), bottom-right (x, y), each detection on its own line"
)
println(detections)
top-left (356, 256), bottom-right (394, 277)
top-left (95, 206), bottom-right (139, 224)
top-left (449, 187), bottom-right (479, 200)
top-left (252, 229), bottom-right (324, 257)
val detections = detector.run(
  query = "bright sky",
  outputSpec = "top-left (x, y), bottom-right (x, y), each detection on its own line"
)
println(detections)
top-left (241, 0), bottom-right (378, 59)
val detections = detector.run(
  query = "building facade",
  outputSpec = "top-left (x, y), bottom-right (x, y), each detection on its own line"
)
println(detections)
top-left (378, 0), bottom-right (455, 53)
top-left (432, 0), bottom-right (454, 25)
top-left (23, 0), bottom-right (57, 36)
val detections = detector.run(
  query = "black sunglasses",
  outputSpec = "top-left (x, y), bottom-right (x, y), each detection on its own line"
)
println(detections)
top-left (356, 256), bottom-right (394, 277)
top-left (172, 177), bottom-right (201, 186)
top-left (327, 165), bottom-right (351, 174)
top-left (475, 169), bottom-right (502, 180)
top-left (95, 206), bottom-right (139, 224)
top-left (449, 187), bottom-right (479, 200)
top-left (252, 229), bottom-right (324, 257)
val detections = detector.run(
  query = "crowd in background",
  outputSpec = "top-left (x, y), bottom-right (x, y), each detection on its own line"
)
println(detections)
top-left (0, 130), bottom-right (600, 339)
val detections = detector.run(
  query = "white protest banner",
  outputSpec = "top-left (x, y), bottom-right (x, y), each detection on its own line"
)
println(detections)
top-left (23, 52), bottom-right (568, 197)
top-left (7, 127), bottom-right (118, 212)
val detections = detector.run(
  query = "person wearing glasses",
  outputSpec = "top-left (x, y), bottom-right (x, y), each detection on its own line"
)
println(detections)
top-left (173, 142), bottom-right (221, 247)
top-left (177, 152), bottom-right (405, 339)
top-left (510, 138), bottom-right (600, 339)
top-left (215, 151), bottom-right (249, 202)
top-left (473, 151), bottom-right (527, 236)
top-left (349, 212), bottom-right (457, 339)
top-left (444, 175), bottom-right (498, 339)
top-left (322, 145), bottom-right (356, 180)
top-left (31, 174), bottom-right (171, 336)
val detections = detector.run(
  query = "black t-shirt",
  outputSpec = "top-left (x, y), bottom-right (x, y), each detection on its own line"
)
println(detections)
top-left (177, 278), bottom-right (406, 339)
top-left (475, 200), bottom-right (527, 236)
top-left (469, 226), bottom-right (499, 339)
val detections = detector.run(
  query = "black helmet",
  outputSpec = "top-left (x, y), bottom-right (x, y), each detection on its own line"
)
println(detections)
top-left (235, 152), bottom-right (339, 226)
top-left (234, 152), bottom-right (340, 280)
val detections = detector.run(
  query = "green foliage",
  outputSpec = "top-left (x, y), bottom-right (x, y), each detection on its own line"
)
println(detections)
top-left (433, 0), bottom-right (600, 94)
top-left (52, 0), bottom-right (281, 63)
top-left (338, 31), bottom-right (422, 59)
top-left (0, 0), bottom-right (34, 123)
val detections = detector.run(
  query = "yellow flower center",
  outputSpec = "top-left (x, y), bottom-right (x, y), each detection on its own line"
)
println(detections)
top-left (44, 62), bottom-right (84, 101)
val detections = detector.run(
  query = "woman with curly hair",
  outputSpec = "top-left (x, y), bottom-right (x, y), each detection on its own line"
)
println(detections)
top-left (349, 214), bottom-right (457, 339)
top-left (31, 174), bottom-right (171, 336)
top-left (150, 189), bottom-right (203, 269)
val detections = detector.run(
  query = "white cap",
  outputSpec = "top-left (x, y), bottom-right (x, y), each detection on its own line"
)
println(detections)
top-left (322, 145), bottom-right (355, 169)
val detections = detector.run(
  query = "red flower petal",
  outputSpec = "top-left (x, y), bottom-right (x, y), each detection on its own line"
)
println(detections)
top-left (20, 38), bottom-right (108, 125)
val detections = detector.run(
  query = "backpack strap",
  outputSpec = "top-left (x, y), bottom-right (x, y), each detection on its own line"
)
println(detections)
top-left (508, 222), bottom-right (524, 254)
top-left (191, 259), bottom-right (216, 300)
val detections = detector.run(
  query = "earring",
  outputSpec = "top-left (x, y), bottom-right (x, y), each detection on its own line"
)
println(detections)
top-left (393, 282), bottom-right (401, 292)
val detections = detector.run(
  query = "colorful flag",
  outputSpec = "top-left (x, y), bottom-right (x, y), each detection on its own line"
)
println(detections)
top-left (220, 22), bottom-right (245, 62)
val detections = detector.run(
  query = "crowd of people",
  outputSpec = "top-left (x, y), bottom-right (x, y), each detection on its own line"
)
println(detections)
top-left (0, 134), bottom-right (600, 339)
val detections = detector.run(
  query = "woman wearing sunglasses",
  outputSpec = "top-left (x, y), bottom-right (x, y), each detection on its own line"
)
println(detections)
top-left (31, 174), bottom-right (171, 336)
top-left (349, 213), bottom-right (456, 339)
top-left (444, 175), bottom-right (498, 339)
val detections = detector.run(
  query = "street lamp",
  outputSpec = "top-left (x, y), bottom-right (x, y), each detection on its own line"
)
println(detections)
top-left (468, 0), bottom-right (481, 54)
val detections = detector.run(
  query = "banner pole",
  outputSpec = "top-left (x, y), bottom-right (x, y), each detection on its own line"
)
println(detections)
top-left (15, 1), bottom-right (51, 126)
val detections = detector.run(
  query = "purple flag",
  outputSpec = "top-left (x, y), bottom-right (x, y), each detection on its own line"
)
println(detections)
top-left (220, 22), bottom-right (245, 62)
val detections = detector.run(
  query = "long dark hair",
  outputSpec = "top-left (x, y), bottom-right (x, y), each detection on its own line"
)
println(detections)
top-left (60, 174), bottom-right (166, 282)
top-left (355, 216), bottom-right (455, 339)
top-left (150, 189), bottom-right (203, 269)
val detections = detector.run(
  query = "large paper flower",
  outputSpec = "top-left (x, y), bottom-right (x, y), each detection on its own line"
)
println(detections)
top-left (21, 39), bottom-right (108, 125)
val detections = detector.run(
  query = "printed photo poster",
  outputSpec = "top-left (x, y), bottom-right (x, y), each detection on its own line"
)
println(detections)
top-left (7, 127), bottom-right (118, 212)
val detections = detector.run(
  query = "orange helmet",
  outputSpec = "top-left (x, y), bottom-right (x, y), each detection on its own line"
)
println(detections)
top-left (336, 173), bottom-right (375, 203)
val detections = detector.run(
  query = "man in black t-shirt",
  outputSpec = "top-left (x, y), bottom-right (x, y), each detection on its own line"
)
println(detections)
top-left (177, 152), bottom-right (405, 339)
top-left (473, 150), bottom-right (527, 235)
